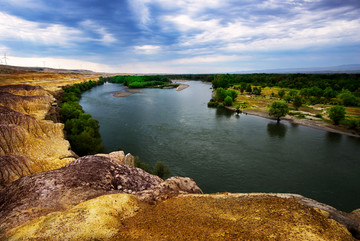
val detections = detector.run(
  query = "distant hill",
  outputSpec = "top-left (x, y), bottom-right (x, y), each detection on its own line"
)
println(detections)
top-left (234, 64), bottom-right (360, 74)
top-left (0, 64), bottom-right (96, 74)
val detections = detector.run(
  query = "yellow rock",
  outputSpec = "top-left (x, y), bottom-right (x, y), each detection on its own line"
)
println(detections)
top-left (7, 194), bottom-right (140, 240)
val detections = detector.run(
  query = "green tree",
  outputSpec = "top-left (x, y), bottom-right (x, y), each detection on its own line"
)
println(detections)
top-left (269, 101), bottom-right (289, 123)
top-left (212, 75), bottom-right (230, 89)
top-left (284, 95), bottom-right (293, 103)
top-left (289, 90), bottom-right (298, 97)
top-left (323, 87), bottom-right (337, 99)
top-left (215, 88), bottom-right (227, 101)
top-left (246, 85), bottom-right (252, 93)
top-left (293, 95), bottom-right (302, 110)
top-left (240, 82), bottom-right (247, 93)
top-left (153, 161), bottom-right (171, 178)
top-left (328, 105), bottom-right (346, 125)
top-left (339, 90), bottom-right (358, 106)
top-left (224, 96), bottom-right (233, 106)
top-left (278, 89), bottom-right (285, 99)
top-left (226, 89), bottom-right (238, 100)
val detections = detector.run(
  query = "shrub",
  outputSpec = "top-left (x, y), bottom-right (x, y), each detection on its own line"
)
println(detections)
top-left (339, 90), bottom-right (358, 106)
top-left (278, 89), bottom-right (285, 99)
top-left (328, 105), bottom-right (346, 125)
top-left (224, 96), bottom-right (233, 106)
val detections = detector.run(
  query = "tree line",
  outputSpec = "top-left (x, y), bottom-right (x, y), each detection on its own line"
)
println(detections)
top-left (60, 79), bottom-right (106, 156)
top-left (102, 75), bottom-right (173, 88)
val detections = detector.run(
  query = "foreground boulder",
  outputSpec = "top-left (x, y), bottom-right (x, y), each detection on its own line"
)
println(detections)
top-left (0, 155), bottom-right (202, 237)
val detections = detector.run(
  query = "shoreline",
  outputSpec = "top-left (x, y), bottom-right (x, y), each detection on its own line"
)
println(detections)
top-left (226, 107), bottom-right (360, 138)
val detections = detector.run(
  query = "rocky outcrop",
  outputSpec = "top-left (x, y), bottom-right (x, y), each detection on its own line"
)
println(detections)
top-left (0, 91), bottom-right (54, 120)
top-left (0, 85), bottom-right (76, 186)
top-left (3, 192), bottom-right (358, 240)
top-left (0, 85), bottom-right (52, 97)
top-left (96, 151), bottom-right (135, 166)
top-left (0, 155), bottom-right (201, 238)
top-left (0, 106), bottom-right (75, 185)
top-left (0, 155), bottom-right (38, 187)
top-left (7, 193), bottom-right (141, 241)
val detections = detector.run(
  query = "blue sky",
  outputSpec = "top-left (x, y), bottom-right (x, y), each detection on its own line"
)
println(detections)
top-left (0, 0), bottom-right (359, 73)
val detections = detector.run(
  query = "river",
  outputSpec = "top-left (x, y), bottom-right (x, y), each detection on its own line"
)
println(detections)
top-left (80, 81), bottom-right (360, 212)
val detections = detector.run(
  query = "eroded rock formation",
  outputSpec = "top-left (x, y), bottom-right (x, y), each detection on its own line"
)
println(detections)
top-left (0, 85), bottom-right (77, 186)
top-left (0, 155), bottom-right (202, 239)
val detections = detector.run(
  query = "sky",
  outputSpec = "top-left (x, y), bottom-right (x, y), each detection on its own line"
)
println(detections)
top-left (0, 0), bottom-right (360, 73)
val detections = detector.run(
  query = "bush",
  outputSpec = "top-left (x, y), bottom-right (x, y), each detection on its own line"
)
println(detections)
top-left (224, 96), bottom-right (233, 106)
top-left (339, 90), bottom-right (358, 106)
top-left (215, 88), bottom-right (227, 101)
top-left (293, 95), bottom-right (302, 110)
top-left (153, 161), bottom-right (171, 178)
top-left (134, 157), bottom-right (171, 178)
top-left (315, 113), bottom-right (323, 118)
top-left (278, 89), bottom-right (285, 99)
top-left (207, 100), bottom-right (218, 108)
top-left (328, 105), bottom-right (346, 125)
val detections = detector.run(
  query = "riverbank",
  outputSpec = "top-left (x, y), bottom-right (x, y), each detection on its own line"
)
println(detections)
top-left (227, 106), bottom-right (360, 138)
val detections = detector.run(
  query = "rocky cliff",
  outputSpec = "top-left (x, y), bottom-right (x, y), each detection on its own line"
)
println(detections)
top-left (0, 85), bottom-right (76, 187)
top-left (0, 81), bottom-right (359, 240)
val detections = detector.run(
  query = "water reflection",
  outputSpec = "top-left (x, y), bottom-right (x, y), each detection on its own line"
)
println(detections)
top-left (216, 107), bottom-right (233, 118)
top-left (326, 132), bottom-right (342, 142)
top-left (267, 122), bottom-right (287, 138)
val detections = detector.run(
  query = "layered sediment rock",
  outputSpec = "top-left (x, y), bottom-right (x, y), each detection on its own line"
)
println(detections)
top-left (0, 85), bottom-right (76, 186)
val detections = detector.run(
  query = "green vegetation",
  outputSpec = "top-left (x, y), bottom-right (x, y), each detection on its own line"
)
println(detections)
top-left (278, 89), bottom-right (285, 99)
top-left (60, 79), bottom-right (106, 156)
top-left (200, 73), bottom-right (359, 132)
top-left (103, 75), bottom-right (171, 88)
top-left (292, 95), bottom-right (303, 110)
top-left (208, 87), bottom-right (237, 107)
top-left (224, 96), bottom-right (233, 106)
top-left (134, 157), bottom-right (171, 179)
top-left (269, 101), bottom-right (289, 123)
top-left (328, 106), bottom-right (346, 125)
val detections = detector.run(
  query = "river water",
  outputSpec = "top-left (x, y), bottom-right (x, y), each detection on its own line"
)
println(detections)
top-left (80, 81), bottom-right (360, 212)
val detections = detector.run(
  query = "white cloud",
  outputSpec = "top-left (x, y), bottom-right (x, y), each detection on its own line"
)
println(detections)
top-left (0, 12), bottom-right (85, 46)
top-left (165, 5), bottom-right (360, 53)
top-left (127, 0), bottom-right (152, 27)
top-left (128, 0), bottom-right (225, 28)
top-left (170, 55), bottom-right (246, 65)
top-left (0, 12), bottom-right (116, 47)
top-left (134, 45), bottom-right (161, 54)
top-left (80, 20), bottom-right (116, 45)
top-left (6, 55), bottom-right (118, 73)
top-left (1, 0), bottom-right (44, 8)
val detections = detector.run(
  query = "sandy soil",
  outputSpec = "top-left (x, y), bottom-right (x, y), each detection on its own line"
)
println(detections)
top-left (114, 194), bottom-right (355, 240)
top-left (113, 89), bottom-right (143, 97)
top-left (176, 84), bottom-right (189, 91)
top-left (113, 91), bottom-right (133, 97)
